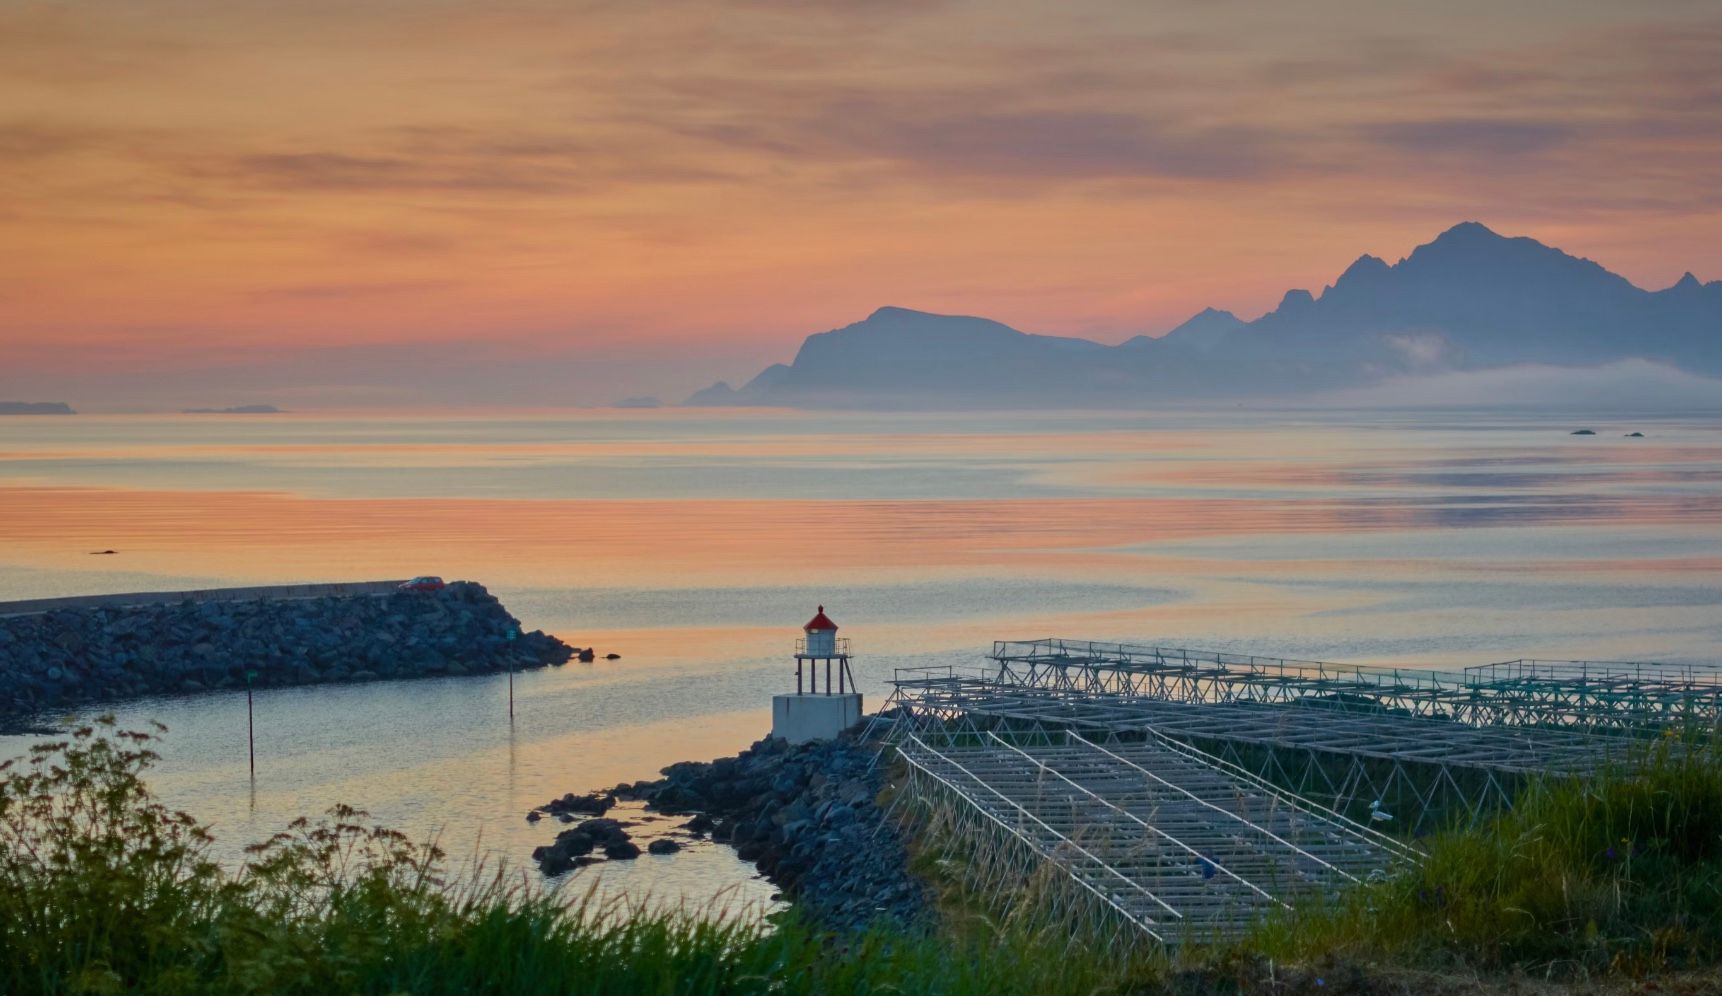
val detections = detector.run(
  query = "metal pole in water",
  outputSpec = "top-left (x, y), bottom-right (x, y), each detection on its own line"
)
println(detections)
top-left (506, 623), bottom-right (519, 719)
top-left (245, 670), bottom-right (256, 777)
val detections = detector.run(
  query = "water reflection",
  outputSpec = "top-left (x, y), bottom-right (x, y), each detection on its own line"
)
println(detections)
top-left (1, 408), bottom-right (1720, 905)
top-left (7, 673), bottom-right (786, 918)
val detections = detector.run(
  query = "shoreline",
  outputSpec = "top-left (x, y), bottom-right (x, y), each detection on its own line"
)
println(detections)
top-left (529, 729), bottom-right (930, 934)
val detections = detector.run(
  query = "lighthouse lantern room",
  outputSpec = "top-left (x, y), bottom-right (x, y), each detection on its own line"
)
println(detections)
top-left (772, 604), bottom-right (863, 744)
top-left (803, 605), bottom-right (838, 658)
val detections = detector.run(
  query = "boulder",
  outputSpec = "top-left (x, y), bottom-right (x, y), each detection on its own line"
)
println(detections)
top-left (553, 829), bottom-right (596, 856)
top-left (540, 791), bottom-right (615, 817)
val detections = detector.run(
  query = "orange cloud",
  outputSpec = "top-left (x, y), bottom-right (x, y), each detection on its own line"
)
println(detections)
top-left (2, 1), bottom-right (1719, 407)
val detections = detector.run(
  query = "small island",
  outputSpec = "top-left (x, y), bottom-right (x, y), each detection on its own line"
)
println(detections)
top-left (0, 401), bottom-right (75, 415)
top-left (180, 404), bottom-right (284, 414)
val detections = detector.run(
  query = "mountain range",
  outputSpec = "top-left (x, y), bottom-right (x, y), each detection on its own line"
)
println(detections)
top-left (686, 223), bottom-right (1722, 408)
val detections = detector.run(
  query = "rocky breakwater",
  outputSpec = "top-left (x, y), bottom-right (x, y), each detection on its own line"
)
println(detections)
top-left (532, 733), bottom-right (930, 934)
top-left (0, 581), bottom-right (571, 726)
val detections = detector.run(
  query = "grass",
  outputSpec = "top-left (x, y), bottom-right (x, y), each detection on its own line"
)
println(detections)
top-left (1246, 732), bottom-right (1722, 977)
top-left (12, 720), bottom-right (1722, 993)
top-left (890, 733), bottom-right (1722, 986)
top-left (0, 719), bottom-right (1136, 995)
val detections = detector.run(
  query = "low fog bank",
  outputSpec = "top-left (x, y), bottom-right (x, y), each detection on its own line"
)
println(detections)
top-left (1311, 359), bottom-right (1722, 410)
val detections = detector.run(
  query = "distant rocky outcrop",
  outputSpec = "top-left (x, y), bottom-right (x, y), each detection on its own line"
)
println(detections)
top-left (684, 223), bottom-right (1722, 408)
top-left (0, 581), bottom-right (571, 728)
top-left (0, 402), bottom-right (74, 415)
top-left (180, 404), bottom-right (282, 414)
top-left (683, 381), bottom-right (739, 406)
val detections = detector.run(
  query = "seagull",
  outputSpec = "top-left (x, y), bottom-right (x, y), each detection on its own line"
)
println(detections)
top-left (1369, 799), bottom-right (1393, 823)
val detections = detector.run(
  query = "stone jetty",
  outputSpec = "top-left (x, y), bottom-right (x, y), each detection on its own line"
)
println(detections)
top-left (534, 732), bottom-right (930, 934)
top-left (0, 581), bottom-right (571, 726)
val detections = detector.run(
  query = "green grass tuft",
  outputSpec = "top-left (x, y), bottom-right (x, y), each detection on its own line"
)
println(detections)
top-left (1248, 734), bottom-right (1722, 976)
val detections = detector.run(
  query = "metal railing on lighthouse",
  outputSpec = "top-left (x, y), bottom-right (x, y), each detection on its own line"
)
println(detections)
top-left (794, 637), bottom-right (857, 695)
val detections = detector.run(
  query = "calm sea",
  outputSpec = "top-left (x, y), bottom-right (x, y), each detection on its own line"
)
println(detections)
top-left (3, 407), bottom-right (1721, 909)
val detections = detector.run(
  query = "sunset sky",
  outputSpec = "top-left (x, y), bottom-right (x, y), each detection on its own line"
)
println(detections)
top-left (3, 0), bottom-right (1720, 408)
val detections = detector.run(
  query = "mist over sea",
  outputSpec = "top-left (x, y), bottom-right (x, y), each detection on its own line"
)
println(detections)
top-left (3, 407), bottom-right (1721, 907)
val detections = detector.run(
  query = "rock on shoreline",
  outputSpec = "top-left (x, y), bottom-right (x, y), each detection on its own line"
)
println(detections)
top-left (533, 817), bottom-right (640, 873)
top-left (536, 733), bottom-right (930, 934)
top-left (0, 581), bottom-right (572, 725)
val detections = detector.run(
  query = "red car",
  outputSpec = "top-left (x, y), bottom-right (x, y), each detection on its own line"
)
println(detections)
top-left (399, 576), bottom-right (446, 593)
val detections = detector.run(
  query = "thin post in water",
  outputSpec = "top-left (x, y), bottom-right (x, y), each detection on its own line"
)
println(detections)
top-left (506, 622), bottom-right (519, 719)
top-left (245, 669), bottom-right (256, 777)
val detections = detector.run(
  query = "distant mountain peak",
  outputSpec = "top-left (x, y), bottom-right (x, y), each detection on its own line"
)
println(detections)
top-left (1433, 220), bottom-right (1502, 242)
top-left (1142, 307), bottom-right (1246, 350)
top-left (1164, 307), bottom-right (1241, 333)
top-left (866, 305), bottom-right (934, 321)
top-left (831, 307), bottom-right (1028, 345)
top-left (1277, 288), bottom-right (1316, 311)
top-left (1337, 254), bottom-right (1390, 281)
top-left (1673, 271), bottom-right (1702, 291)
top-left (1402, 221), bottom-right (1524, 265)
top-left (1326, 254), bottom-right (1392, 299)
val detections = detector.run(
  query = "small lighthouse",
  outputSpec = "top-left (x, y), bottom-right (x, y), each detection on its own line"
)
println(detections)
top-left (771, 605), bottom-right (863, 744)
top-left (803, 605), bottom-right (839, 659)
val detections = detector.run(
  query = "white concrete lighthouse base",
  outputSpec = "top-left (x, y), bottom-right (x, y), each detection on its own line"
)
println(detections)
top-left (771, 693), bottom-right (863, 744)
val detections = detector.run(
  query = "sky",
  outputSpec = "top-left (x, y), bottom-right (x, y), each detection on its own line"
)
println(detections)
top-left (2, 0), bottom-right (1720, 409)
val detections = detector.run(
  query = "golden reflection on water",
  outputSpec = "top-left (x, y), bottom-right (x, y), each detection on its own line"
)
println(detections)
top-left (6, 486), bottom-right (1722, 590)
top-left (0, 430), bottom-right (1219, 464)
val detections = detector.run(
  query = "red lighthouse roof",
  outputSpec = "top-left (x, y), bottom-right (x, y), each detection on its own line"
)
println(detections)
top-left (804, 605), bottom-right (838, 631)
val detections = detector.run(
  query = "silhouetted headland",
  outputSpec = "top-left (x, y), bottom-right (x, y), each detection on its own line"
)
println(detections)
top-left (0, 402), bottom-right (75, 415)
top-left (687, 222), bottom-right (1722, 409)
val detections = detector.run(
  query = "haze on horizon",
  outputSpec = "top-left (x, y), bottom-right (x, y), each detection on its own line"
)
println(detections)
top-left (3, 0), bottom-right (1720, 410)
